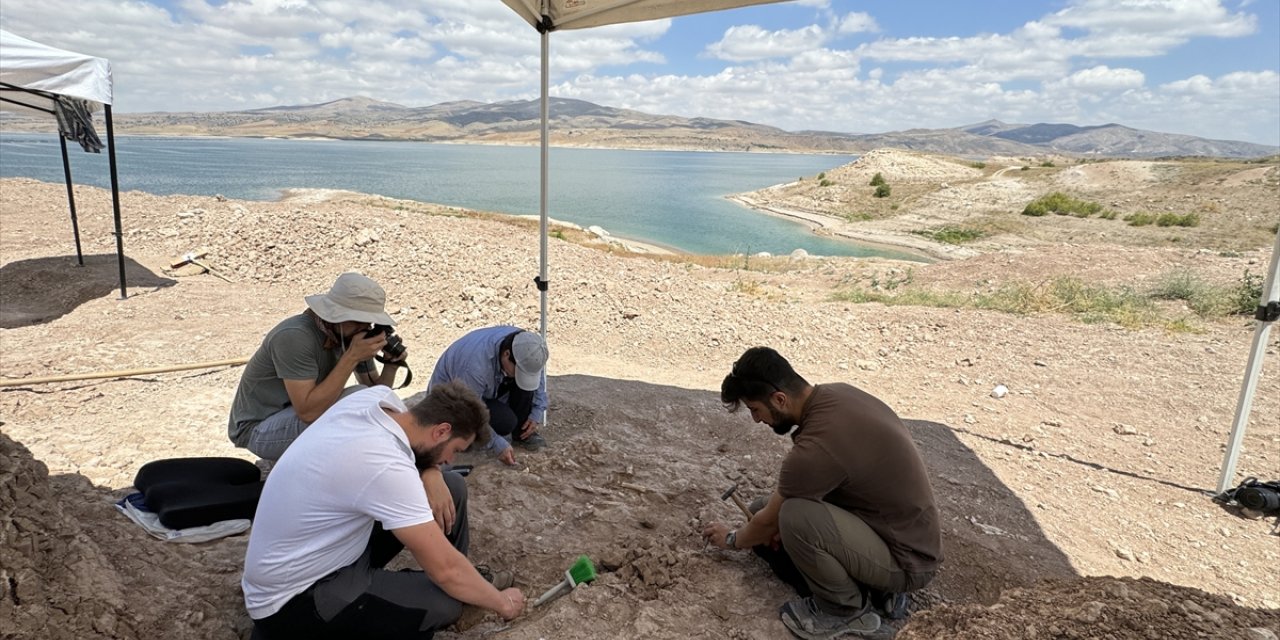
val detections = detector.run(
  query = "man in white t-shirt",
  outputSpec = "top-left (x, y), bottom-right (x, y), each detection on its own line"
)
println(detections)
top-left (243, 382), bottom-right (525, 639)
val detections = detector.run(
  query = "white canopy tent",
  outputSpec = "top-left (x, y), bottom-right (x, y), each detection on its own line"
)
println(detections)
top-left (495, 0), bottom-right (1276, 494)
top-left (0, 29), bottom-right (128, 298)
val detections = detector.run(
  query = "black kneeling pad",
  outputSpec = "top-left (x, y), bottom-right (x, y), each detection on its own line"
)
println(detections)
top-left (134, 457), bottom-right (265, 530)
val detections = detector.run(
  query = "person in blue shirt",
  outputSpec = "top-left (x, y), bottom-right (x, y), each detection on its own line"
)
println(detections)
top-left (427, 325), bottom-right (549, 466)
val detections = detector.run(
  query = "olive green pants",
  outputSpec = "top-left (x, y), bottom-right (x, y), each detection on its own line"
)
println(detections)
top-left (779, 498), bottom-right (923, 616)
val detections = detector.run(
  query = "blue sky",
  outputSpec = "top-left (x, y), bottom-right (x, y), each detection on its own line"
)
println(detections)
top-left (3, 0), bottom-right (1277, 145)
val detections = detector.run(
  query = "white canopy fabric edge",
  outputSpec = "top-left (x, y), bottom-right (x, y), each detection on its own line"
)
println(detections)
top-left (0, 29), bottom-right (114, 114)
top-left (501, 0), bottom-right (788, 31)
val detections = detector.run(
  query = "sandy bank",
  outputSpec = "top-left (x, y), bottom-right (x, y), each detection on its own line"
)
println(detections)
top-left (727, 194), bottom-right (973, 261)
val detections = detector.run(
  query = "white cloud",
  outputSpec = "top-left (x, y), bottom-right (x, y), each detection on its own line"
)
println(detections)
top-left (1049, 65), bottom-right (1147, 92)
top-left (706, 24), bottom-right (829, 61)
top-left (0, 0), bottom-right (1274, 144)
top-left (1161, 74), bottom-right (1216, 95)
top-left (1044, 0), bottom-right (1256, 37)
top-left (837, 12), bottom-right (879, 34)
top-left (1044, 0), bottom-right (1257, 57)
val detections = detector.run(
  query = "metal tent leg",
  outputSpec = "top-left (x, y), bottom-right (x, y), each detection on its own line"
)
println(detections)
top-left (59, 135), bottom-right (84, 266)
top-left (1216, 230), bottom-right (1280, 494)
top-left (104, 104), bottom-right (127, 299)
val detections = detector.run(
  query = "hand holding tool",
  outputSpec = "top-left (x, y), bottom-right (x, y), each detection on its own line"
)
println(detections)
top-left (721, 483), bottom-right (752, 520)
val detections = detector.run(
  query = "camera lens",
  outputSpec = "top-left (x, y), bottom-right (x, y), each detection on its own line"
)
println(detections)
top-left (1237, 486), bottom-right (1280, 513)
top-left (383, 334), bottom-right (407, 360)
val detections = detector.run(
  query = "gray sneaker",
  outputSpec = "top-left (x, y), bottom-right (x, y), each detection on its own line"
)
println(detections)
top-left (475, 564), bottom-right (514, 590)
top-left (780, 597), bottom-right (880, 640)
top-left (513, 432), bottom-right (547, 451)
top-left (871, 590), bottom-right (909, 620)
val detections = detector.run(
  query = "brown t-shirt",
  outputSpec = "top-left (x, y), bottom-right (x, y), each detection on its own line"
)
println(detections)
top-left (778, 383), bottom-right (942, 575)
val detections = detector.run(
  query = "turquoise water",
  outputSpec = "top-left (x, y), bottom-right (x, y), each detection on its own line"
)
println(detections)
top-left (0, 133), bottom-right (909, 258)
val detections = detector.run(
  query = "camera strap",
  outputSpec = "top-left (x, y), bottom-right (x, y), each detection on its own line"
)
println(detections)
top-left (373, 355), bottom-right (413, 389)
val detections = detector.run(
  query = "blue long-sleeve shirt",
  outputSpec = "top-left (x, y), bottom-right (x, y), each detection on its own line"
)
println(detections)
top-left (427, 325), bottom-right (547, 455)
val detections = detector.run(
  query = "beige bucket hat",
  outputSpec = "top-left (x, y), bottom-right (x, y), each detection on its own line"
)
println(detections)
top-left (304, 273), bottom-right (395, 326)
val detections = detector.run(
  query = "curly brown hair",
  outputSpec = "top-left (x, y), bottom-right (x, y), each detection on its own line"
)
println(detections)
top-left (410, 381), bottom-right (491, 445)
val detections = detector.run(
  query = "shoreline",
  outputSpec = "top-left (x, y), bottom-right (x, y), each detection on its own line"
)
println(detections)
top-left (277, 187), bottom-right (680, 256)
top-left (0, 128), bottom-right (856, 156)
top-left (726, 194), bottom-right (976, 262)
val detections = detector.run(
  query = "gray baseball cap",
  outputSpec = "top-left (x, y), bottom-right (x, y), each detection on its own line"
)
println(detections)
top-left (511, 331), bottom-right (549, 391)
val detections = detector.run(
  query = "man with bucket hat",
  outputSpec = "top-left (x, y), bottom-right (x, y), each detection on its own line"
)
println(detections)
top-left (228, 272), bottom-right (407, 461)
top-left (427, 325), bottom-right (550, 466)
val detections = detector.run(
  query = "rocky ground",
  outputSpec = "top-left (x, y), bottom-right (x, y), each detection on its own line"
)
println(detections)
top-left (1, 149), bottom-right (1278, 640)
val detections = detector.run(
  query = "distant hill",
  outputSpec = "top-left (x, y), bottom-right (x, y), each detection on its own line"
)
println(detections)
top-left (5, 97), bottom-right (1275, 159)
top-left (956, 120), bottom-right (1275, 158)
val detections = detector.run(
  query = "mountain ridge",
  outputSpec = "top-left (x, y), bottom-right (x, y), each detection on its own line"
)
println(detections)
top-left (8, 96), bottom-right (1276, 159)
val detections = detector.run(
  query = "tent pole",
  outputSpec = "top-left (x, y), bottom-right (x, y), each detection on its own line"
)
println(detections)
top-left (538, 21), bottom-right (550, 340)
top-left (1216, 230), bottom-right (1280, 494)
top-left (104, 104), bottom-right (128, 299)
top-left (536, 13), bottom-right (551, 424)
top-left (58, 134), bottom-right (84, 266)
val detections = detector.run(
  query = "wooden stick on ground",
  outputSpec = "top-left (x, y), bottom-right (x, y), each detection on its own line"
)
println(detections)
top-left (0, 357), bottom-right (251, 387)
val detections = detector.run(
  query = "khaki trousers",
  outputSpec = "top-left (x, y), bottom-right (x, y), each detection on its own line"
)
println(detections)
top-left (778, 498), bottom-right (912, 616)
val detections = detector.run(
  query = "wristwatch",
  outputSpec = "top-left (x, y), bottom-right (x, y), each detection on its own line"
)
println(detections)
top-left (725, 529), bottom-right (738, 549)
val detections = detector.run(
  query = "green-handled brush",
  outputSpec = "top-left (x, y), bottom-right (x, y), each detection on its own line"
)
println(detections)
top-left (532, 555), bottom-right (597, 607)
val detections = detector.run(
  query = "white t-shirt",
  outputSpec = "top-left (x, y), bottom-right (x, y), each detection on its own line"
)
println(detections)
top-left (242, 386), bottom-right (434, 619)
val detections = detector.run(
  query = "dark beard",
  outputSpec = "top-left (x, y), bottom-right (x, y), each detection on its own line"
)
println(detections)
top-left (414, 441), bottom-right (448, 471)
top-left (768, 404), bottom-right (797, 435)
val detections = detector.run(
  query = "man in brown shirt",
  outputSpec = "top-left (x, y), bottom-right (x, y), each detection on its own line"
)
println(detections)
top-left (701, 347), bottom-right (941, 639)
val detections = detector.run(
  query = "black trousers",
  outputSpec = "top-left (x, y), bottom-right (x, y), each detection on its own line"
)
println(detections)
top-left (485, 382), bottom-right (534, 442)
top-left (251, 471), bottom-right (469, 640)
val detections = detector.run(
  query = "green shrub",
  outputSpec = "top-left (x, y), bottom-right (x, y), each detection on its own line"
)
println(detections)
top-left (817, 172), bottom-right (826, 180)
top-left (1099, 210), bottom-right (1118, 220)
top-left (1125, 212), bottom-right (1157, 226)
top-left (819, 179), bottom-right (834, 187)
top-left (1022, 192), bottom-right (1102, 217)
top-left (914, 226), bottom-right (987, 244)
top-left (1020, 166), bottom-right (1030, 171)
top-left (874, 184), bottom-right (892, 198)
top-left (1155, 212), bottom-right (1200, 227)
top-left (869, 172), bottom-right (886, 187)
top-left (830, 270), bottom-right (1262, 329)
top-left (1150, 269), bottom-right (1266, 317)
top-left (1231, 270), bottom-right (1265, 315)
top-left (971, 161), bottom-right (986, 169)
top-left (1040, 160), bottom-right (1056, 167)
top-left (1150, 270), bottom-right (1221, 315)
top-left (831, 277), bottom-right (1158, 327)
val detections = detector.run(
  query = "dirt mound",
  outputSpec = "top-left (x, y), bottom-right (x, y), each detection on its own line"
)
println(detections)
top-left (1, 433), bottom-right (133, 637)
top-left (831, 148), bottom-right (983, 184)
top-left (0, 433), bottom-right (248, 640)
top-left (1053, 161), bottom-right (1166, 188)
top-left (898, 576), bottom-right (1279, 640)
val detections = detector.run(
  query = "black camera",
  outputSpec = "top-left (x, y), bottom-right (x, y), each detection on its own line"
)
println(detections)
top-left (364, 324), bottom-right (407, 361)
top-left (1236, 481), bottom-right (1280, 515)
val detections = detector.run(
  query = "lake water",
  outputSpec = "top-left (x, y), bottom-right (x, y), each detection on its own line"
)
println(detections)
top-left (0, 133), bottom-right (909, 258)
